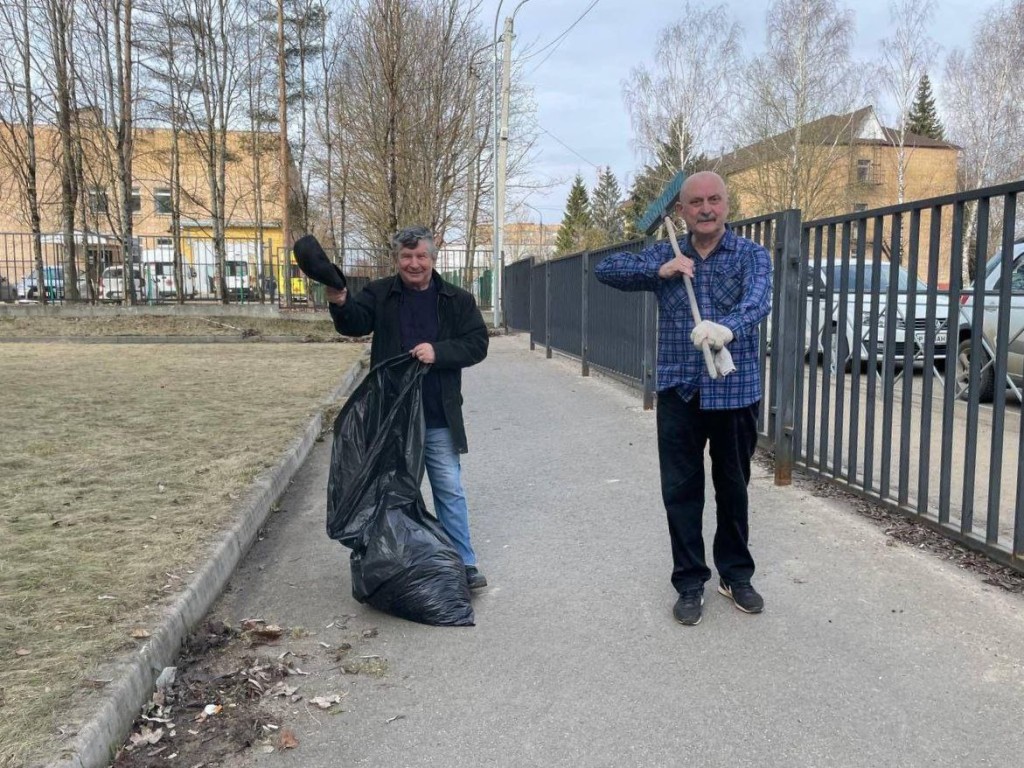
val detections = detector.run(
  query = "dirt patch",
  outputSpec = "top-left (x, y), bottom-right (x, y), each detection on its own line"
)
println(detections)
top-left (112, 615), bottom-right (383, 767)
top-left (0, 343), bottom-right (364, 767)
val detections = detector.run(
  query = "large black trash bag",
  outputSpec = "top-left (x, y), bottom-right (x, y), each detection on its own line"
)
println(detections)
top-left (327, 354), bottom-right (474, 627)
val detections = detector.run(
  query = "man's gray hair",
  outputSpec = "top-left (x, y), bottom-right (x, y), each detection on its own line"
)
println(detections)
top-left (391, 226), bottom-right (438, 258)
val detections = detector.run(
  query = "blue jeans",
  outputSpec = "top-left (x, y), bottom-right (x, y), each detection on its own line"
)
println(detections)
top-left (424, 427), bottom-right (477, 567)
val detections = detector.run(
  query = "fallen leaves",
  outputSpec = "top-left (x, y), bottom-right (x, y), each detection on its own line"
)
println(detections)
top-left (130, 628), bottom-right (151, 639)
top-left (309, 694), bottom-right (345, 710)
top-left (14, 648), bottom-right (31, 657)
top-left (277, 729), bottom-right (299, 750)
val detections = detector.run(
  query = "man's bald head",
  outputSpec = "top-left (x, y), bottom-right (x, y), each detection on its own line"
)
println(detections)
top-left (677, 171), bottom-right (730, 244)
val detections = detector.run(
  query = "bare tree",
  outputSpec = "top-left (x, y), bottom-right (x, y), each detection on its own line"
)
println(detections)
top-left (621, 2), bottom-right (742, 174)
top-left (0, 0), bottom-right (46, 301)
top-left (178, 0), bottom-right (246, 302)
top-left (76, 0), bottom-right (139, 303)
top-left (942, 0), bottom-right (1024, 278)
top-left (878, 0), bottom-right (937, 204)
top-left (335, 0), bottom-right (487, 251)
top-left (732, 0), bottom-right (869, 218)
top-left (41, 0), bottom-right (83, 300)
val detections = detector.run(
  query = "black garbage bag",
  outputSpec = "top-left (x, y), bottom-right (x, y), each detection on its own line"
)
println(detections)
top-left (327, 354), bottom-right (474, 627)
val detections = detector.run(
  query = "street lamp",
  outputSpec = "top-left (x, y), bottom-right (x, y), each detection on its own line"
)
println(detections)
top-left (492, 0), bottom-right (531, 327)
top-left (523, 201), bottom-right (544, 259)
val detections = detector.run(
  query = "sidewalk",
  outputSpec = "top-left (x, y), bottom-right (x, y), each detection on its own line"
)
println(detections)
top-left (213, 334), bottom-right (1024, 768)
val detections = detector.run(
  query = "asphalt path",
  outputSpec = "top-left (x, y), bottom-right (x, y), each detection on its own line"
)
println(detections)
top-left (212, 334), bottom-right (1024, 768)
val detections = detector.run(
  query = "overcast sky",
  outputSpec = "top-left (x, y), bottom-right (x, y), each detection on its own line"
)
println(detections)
top-left (475, 0), bottom-right (1004, 225)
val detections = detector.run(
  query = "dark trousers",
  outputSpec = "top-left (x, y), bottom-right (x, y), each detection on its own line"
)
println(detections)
top-left (656, 389), bottom-right (759, 593)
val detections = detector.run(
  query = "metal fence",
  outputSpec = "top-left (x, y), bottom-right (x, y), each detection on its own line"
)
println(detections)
top-left (0, 232), bottom-right (493, 310)
top-left (503, 179), bottom-right (1024, 573)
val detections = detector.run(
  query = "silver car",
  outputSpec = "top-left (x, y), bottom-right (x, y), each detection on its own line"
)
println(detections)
top-left (806, 260), bottom-right (952, 371)
top-left (955, 239), bottom-right (1024, 401)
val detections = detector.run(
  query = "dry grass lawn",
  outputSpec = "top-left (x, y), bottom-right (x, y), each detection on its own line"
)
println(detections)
top-left (0, 313), bottom-right (344, 341)
top-left (0, 342), bottom-right (365, 767)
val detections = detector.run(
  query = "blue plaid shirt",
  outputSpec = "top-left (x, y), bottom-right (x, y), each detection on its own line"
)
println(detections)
top-left (595, 228), bottom-right (772, 409)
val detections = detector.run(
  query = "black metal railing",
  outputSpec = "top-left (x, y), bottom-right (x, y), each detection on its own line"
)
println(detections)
top-left (503, 179), bottom-right (1024, 572)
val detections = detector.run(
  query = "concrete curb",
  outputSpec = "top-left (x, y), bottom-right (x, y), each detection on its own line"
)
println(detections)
top-left (44, 351), bottom-right (370, 768)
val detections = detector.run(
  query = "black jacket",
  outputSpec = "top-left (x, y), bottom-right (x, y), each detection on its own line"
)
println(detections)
top-left (329, 271), bottom-right (489, 453)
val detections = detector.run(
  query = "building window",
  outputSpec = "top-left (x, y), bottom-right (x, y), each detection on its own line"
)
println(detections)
top-left (156, 237), bottom-right (172, 246)
top-left (154, 187), bottom-right (172, 215)
top-left (130, 187), bottom-right (141, 213)
top-left (856, 159), bottom-right (871, 183)
top-left (88, 188), bottom-right (108, 214)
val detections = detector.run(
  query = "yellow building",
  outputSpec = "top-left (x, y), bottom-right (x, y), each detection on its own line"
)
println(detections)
top-left (717, 106), bottom-right (960, 285)
top-left (0, 114), bottom-right (304, 300)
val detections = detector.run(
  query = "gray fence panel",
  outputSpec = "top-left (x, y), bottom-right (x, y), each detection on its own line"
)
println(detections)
top-left (548, 255), bottom-right (583, 356)
top-left (503, 259), bottom-right (532, 332)
top-left (585, 240), bottom-right (648, 383)
top-left (530, 264), bottom-right (546, 347)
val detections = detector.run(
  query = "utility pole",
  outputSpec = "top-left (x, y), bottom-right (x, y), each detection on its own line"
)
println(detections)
top-left (465, 66), bottom-right (477, 288)
top-left (494, 15), bottom-right (514, 326)
top-left (277, 0), bottom-right (291, 306)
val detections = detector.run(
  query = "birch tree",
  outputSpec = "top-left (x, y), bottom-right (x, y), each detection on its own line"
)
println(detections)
top-left (0, 0), bottom-right (46, 302)
top-left (733, 0), bottom-right (868, 218)
top-left (942, 0), bottom-right (1024, 277)
top-left (878, 0), bottom-right (937, 204)
top-left (621, 2), bottom-right (741, 177)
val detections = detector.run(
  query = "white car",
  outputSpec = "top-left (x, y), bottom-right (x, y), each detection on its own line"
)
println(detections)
top-left (805, 260), bottom-right (953, 371)
top-left (100, 265), bottom-right (145, 300)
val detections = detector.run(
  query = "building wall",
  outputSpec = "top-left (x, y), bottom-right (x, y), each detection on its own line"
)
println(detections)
top-left (725, 143), bottom-right (959, 285)
top-left (0, 125), bottom-right (289, 285)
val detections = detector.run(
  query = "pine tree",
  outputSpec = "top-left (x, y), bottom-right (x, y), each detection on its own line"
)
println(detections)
top-left (623, 118), bottom-right (709, 239)
top-left (554, 174), bottom-right (592, 255)
top-left (906, 74), bottom-right (945, 140)
top-left (590, 167), bottom-right (624, 244)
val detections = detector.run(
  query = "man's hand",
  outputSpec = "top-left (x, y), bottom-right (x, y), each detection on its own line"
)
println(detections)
top-left (691, 320), bottom-right (734, 351)
top-left (326, 287), bottom-right (347, 306)
top-left (658, 252), bottom-right (694, 280)
top-left (410, 343), bottom-right (436, 364)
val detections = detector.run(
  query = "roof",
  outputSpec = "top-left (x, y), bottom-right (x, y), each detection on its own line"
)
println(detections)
top-left (715, 106), bottom-right (959, 176)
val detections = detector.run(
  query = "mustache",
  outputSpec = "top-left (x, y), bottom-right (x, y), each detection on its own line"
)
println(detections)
top-left (696, 214), bottom-right (717, 222)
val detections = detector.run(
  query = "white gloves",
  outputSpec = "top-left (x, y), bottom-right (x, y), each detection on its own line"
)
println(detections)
top-left (691, 320), bottom-right (734, 351)
top-left (713, 346), bottom-right (737, 377)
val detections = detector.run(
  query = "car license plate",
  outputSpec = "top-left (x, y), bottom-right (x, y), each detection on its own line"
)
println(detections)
top-left (916, 330), bottom-right (947, 344)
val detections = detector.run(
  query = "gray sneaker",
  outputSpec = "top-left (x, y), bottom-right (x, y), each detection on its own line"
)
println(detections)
top-left (672, 586), bottom-right (705, 625)
top-left (718, 579), bottom-right (764, 613)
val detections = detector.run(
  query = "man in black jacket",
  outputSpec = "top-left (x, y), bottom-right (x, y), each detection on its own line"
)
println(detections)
top-left (325, 226), bottom-right (490, 589)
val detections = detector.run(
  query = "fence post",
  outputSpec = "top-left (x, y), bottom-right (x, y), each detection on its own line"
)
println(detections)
top-left (581, 252), bottom-right (590, 377)
top-left (773, 209), bottom-right (803, 486)
top-left (545, 260), bottom-right (552, 359)
top-left (529, 260), bottom-right (535, 351)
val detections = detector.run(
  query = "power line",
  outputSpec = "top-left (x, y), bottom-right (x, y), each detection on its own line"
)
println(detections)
top-left (523, 0), bottom-right (601, 76)
top-left (538, 125), bottom-right (602, 170)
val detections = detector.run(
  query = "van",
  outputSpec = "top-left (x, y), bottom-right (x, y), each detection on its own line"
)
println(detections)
top-left (100, 265), bottom-right (145, 301)
top-left (141, 243), bottom-right (197, 299)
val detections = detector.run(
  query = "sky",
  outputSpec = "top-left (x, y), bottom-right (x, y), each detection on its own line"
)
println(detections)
top-left (475, 0), bottom-right (1005, 227)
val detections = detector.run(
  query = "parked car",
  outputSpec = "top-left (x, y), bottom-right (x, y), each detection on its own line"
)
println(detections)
top-left (954, 238), bottom-right (1024, 401)
top-left (806, 260), bottom-right (955, 371)
top-left (16, 266), bottom-right (64, 301)
top-left (141, 243), bottom-right (197, 299)
top-left (100, 265), bottom-right (145, 301)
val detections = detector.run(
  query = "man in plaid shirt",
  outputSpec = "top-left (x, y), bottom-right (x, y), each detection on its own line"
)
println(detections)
top-left (595, 171), bottom-right (772, 626)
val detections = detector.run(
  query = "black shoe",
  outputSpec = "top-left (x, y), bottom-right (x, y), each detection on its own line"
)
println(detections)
top-left (718, 579), bottom-right (764, 613)
top-left (465, 566), bottom-right (487, 590)
top-left (672, 586), bottom-right (704, 626)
